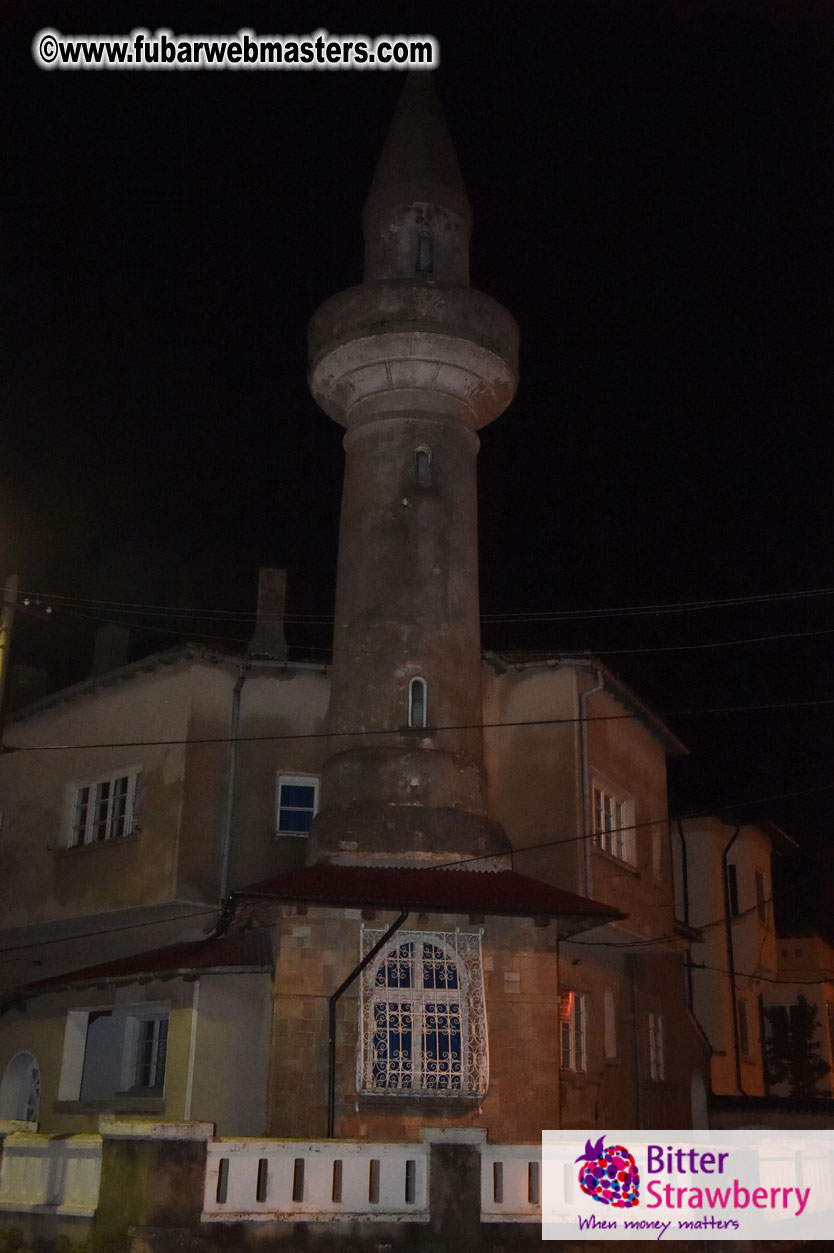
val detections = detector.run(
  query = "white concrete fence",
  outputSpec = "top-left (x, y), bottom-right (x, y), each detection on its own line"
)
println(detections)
top-left (0, 1128), bottom-right (101, 1218)
top-left (0, 1120), bottom-right (541, 1225)
top-left (203, 1138), bottom-right (430, 1222)
top-left (481, 1142), bottom-right (542, 1223)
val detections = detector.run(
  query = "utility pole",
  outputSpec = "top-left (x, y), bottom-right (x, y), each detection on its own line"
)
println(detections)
top-left (0, 574), bottom-right (19, 748)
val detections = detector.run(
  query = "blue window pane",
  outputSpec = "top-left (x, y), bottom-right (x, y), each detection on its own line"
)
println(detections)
top-left (375, 942), bottom-right (413, 988)
top-left (423, 1000), bottom-right (462, 1089)
top-left (373, 1002), bottom-right (413, 1088)
top-left (278, 808), bottom-right (313, 833)
top-left (422, 943), bottom-right (458, 989)
top-left (281, 785), bottom-right (315, 808)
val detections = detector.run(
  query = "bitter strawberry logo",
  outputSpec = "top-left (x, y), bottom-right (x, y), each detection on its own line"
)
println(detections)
top-left (576, 1135), bottom-right (640, 1208)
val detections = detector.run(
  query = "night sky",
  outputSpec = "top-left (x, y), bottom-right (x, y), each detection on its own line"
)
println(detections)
top-left (3, 2), bottom-right (833, 930)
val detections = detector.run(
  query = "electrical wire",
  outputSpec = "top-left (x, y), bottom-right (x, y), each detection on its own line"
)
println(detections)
top-left (0, 907), bottom-right (219, 964)
top-left (17, 581), bottom-right (834, 626)
top-left (6, 698), bottom-right (834, 754)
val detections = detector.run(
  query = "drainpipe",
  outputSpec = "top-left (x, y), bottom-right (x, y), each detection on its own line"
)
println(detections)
top-left (183, 978), bottom-right (201, 1119)
top-left (327, 907), bottom-right (409, 1138)
top-left (676, 820), bottom-right (694, 1012)
top-left (579, 670), bottom-right (605, 898)
top-left (218, 662), bottom-right (248, 903)
top-left (721, 825), bottom-right (746, 1095)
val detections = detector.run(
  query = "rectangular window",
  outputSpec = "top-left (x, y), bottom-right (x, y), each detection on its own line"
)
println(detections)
top-left (59, 1005), bottom-right (169, 1102)
top-left (648, 1012), bottom-right (665, 1081)
top-left (135, 1016), bottom-right (169, 1089)
top-left (755, 870), bottom-right (768, 924)
top-left (726, 864), bottom-right (740, 916)
top-left (276, 773), bottom-right (319, 836)
top-left (70, 770), bottom-right (139, 847)
top-left (359, 929), bottom-right (487, 1097)
top-left (592, 783), bottom-right (634, 863)
top-left (560, 991), bottom-right (586, 1071)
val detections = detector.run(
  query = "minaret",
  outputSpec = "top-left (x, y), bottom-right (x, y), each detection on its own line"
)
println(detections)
top-left (307, 74), bottom-right (518, 867)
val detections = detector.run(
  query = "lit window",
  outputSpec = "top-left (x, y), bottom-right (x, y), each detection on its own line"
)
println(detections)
top-left (70, 769), bottom-right (140, 847)
top-left (416, 232), bottom-right (433, 273)
top-left (592, 783), bottom-right (633, 863)
top-left (648, 1012), bottom-right (665, 1081)
top-left (408, 677), bottom-right (427, 729)
top-left (276, 773), bottom-right (319, 836)
top-left (726, 864), bottom-right (740, 916)
top-left (559, 991), bottom-right (586, 1071)
top-left (359, 930), bottom-right (487, 1097)
top-left (59, 1006), bottom-right (169, 1102)
top-left (414, 447), bottom-right (431, 488)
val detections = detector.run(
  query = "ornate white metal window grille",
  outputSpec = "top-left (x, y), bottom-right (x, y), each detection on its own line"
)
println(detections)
top-left (359, 929), bottom-right (487, 1097)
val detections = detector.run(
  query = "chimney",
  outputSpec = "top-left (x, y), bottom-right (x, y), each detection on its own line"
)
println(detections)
top-left (91, 624), bottom-right (130, 676)
top-left (248, 568), bottom-right (289, 662)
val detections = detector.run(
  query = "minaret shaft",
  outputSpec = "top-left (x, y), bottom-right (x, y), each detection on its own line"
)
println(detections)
top-left (307, 76), bottom-right (518, 866)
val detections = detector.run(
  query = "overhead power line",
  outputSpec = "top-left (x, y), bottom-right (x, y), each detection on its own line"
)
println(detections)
top-left (6, 698), bottom-right (834, 755)
top-left (18, 582), bottom-right (834, 626)
top-left (23, 599), bottom-right (834, 663)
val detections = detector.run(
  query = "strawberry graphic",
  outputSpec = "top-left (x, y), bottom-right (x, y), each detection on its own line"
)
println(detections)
top-left (575, 1135), bottom-right (640, 1208)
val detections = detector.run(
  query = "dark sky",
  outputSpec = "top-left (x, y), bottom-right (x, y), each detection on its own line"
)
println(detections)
top-left (3, 2), bottom-right (833, 928)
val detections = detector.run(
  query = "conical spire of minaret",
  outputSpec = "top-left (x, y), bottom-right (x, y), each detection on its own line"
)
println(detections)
top-left (362, 73), bottom-right (471, 284)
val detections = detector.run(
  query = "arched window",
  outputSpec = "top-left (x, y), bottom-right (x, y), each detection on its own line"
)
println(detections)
top-left (416, 232), bottom-right (433, 273)
top-left (408, 677), bottom-right (427, 729)
top-left (359, 930), bottom-right (487, 1096)
top-left (0, 1051), bottom-right (40, 1122)
top-left (414, 446), bottom-right (431, 488)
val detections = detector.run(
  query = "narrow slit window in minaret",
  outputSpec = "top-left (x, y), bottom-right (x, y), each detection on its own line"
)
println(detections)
top-left (408, 677), bottom-right (427, 729)
top-left (414, 447), bottom-right (431, 488)
top-left (416, 232), bottom-right (433, 273)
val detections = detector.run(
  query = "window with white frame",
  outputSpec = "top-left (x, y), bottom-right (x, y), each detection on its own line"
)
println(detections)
top-left (726, 863), bottom-right (740, 916)
top-left (559, 991), bottom-right (586, 1071)
top-left (0, 1052), bottom-right (40, 1122)
top-left (58, 1005), bottom-right (169, 1103)
top-left (591, 781), bottom-right (634, 863)
top-left (648, 1011), bottom-right (665, 1081)
top-left (275, 773), bottom-right (319, 836)
top-left (70, 769), bottom-right (140, 847)
top-left (408, 677), bottom-right (427, 729)
top-left (359, 929), bottom-right (487, 1097)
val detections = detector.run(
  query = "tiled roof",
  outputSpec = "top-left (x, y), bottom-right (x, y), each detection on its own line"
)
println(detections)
top-left (9, 930), bottom-right (273, 1001)
top-left (237, 863), bottom-right (620, 934)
